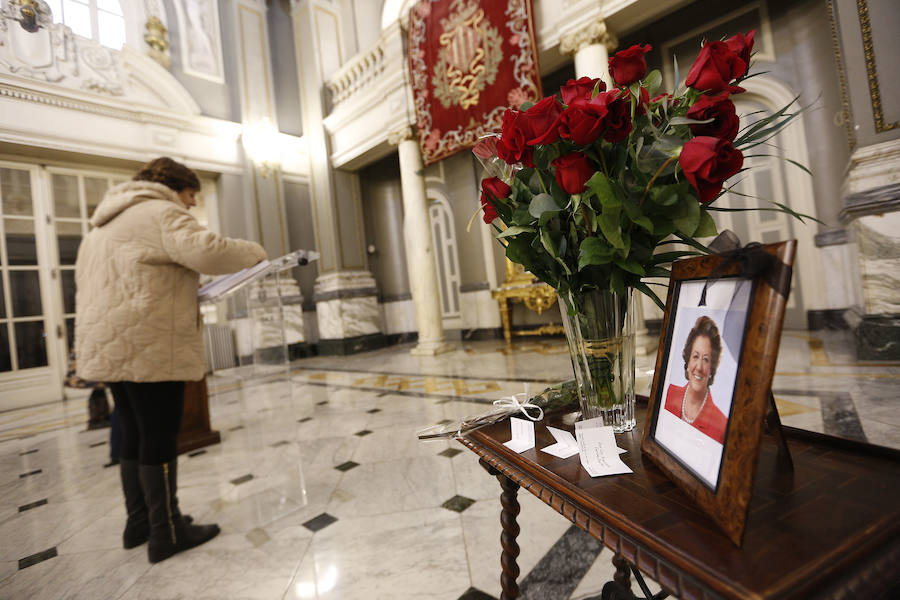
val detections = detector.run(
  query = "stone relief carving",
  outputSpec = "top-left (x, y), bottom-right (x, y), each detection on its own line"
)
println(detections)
top-left (174, 0), bottom-right (223, 82)
top-left (0, 4), bottom-right (125, 95)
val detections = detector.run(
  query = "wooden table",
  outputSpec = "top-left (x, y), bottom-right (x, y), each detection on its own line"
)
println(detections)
top-left (458, 401), bottom-right (900, 600)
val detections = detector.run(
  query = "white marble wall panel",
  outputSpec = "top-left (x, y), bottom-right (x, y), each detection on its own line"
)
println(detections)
top-left (316, 297), bottom-right (381, 339)
top-left (821, 242), bottom-right (864, 310)
top-left (460, 290), bottom-right (501, 330)
top-left (856, 214), bottom-right (900, 315)
top-left (382, 299), bottom-right (417, 335)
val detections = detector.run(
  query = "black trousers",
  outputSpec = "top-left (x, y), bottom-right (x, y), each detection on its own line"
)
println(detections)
top-left (107, 381), bottom-right (184, 465)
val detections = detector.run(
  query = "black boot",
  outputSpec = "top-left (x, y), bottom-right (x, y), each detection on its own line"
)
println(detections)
top-left (139, 461), bottom-right (219, 563)
top-left (120, 459), bottom-right (149, 549)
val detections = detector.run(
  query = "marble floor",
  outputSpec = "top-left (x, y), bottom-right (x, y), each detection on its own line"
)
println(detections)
top-left (0, 330), bottom-right (897, 599)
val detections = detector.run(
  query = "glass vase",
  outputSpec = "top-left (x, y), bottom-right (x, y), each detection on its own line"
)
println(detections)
top-left (558, 288), bottom-right (636, 433)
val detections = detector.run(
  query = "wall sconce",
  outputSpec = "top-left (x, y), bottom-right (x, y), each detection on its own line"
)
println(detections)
top-left (242, 118), bottom-right (282, 178)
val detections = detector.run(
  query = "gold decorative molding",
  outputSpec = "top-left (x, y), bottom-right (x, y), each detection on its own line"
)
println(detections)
top-left (857, 0), bottom-right (899, 133)
top-left (559, 18), bottom-right (617, 56)
top-left (827, 0), bottom-right (855, 150)
top-left (144, 16), bottom-right (171, 69)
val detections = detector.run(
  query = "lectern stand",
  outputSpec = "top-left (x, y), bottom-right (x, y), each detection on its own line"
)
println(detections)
top-left (197, 249), bottom-right (318, 524)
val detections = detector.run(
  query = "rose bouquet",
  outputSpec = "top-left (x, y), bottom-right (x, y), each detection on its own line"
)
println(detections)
top-left (473, 31), bottom-right (810, 430)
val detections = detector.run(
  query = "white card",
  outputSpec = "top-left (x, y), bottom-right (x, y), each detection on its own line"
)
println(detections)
top-left (503, 417), bottom-right (535, 453)
top-left (575, 418), bottom-right (633, 477)
top-left (540, 426), bottom-right (580, 458)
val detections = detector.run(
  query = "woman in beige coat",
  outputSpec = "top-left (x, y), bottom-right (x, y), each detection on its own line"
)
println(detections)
top-left (75, 157), bottom-right (267, 563)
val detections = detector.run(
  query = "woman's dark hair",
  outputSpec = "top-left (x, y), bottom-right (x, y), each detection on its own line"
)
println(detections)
top-left (682, 316), bottom-right (723, 385)
top-left (133, 157), bottom-right (200, 192)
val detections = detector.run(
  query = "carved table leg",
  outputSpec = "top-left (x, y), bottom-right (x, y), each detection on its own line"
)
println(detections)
top-left (499, 474), bottom-right (521, 600)
top-left (613, 553), bottom-right (632, 591)
top-left (498, 298), bottom-right (512, 344)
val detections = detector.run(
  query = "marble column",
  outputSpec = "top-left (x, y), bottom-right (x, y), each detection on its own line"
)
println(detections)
top-left (559, 17), bottom-right (618, 88)
top-left (392, 127), bottom-right (453, 356)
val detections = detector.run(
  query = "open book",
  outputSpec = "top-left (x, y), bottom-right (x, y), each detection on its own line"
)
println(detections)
top-left (198, 249), bottom-right (319, 303)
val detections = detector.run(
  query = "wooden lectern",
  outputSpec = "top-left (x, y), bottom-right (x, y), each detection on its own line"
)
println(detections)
top-left (176, 378), bottom-right (220, 455)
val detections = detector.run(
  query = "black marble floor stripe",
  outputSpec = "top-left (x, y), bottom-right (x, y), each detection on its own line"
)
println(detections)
top-left (19, 469), bottom-right (42, 478)
top-left (89, 440), bottom-right (107, 448)
top-left (18, 498), bottom-right (47, 512)
top-left (188, 449), bottom-right (207, 457)
top-left (291, 364), bottom-right (560, 385)
top-left (19, 449), bottom-right (38, 456)
top-left (297, 380), bottom-right (497, 405)
top-left (773, 389), bottom-right (866, 442)
top-left (230, 474), bottom-right (254, 485)
top-left (18, 547), bottom-right (57, 570)
top-left (517, 525), bottom-right (603, 600)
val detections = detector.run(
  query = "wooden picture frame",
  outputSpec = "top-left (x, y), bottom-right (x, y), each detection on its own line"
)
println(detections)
top-left (640, 240), bottom-right (796, 546)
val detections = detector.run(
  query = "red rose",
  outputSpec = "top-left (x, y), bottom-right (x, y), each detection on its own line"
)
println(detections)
top-left (560, 76), bottom-right (604, 105)
top-left (608, 44), bottom-right (652, 86)
top-left (725, 30), bottom-right (755, 79)
top-left (592, 90), bottom-right (632, 143)
top-left (557, 98), bottom-right (607, 146)
top-left (552, 152), bottom-right (595, 194)
top-left (651, 92), bottom-right (679, 107)
top-left (679, 136), bottom-right (744, 203)
top-left (523, 96), bottom-right (563, 145)
top-left (497, 109), bottom-right (534, 167)
top-left (685, 41), bottom-right (747, 94)
top-left (686, 93), bottom-right (740, 140)
top-left (480, 177), bottom-right (510, 223)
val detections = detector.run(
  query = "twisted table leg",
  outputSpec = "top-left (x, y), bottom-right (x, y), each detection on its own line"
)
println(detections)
top-left (613, 553), bottom-right (632, 591)
top-left (499, 474), bottom-right (521, 600)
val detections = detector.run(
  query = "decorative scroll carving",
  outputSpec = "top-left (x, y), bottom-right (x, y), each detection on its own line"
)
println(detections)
top-left (492, 260), bottom-right (564, 343)
top-left (387, 125), bottom-right (415, 146)
top-left (0, 9), bottom-right (125, 95)
top-left (559, 17), bottom-right (618, 55)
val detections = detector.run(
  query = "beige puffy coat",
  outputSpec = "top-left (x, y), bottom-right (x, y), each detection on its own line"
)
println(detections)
top-left (75, 181), bottom-right (267, 382)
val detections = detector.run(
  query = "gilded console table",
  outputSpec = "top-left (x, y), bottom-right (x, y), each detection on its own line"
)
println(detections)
top-left (492, 260), bottom-right (564, 343)
top-left (458, 401), bottom-right (900, 600)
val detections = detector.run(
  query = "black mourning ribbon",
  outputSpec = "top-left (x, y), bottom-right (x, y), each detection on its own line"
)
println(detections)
top-left (698, 240), bottom-right (792, 307)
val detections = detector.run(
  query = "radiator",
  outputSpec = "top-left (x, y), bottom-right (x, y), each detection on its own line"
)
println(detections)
top-left (203, 325), bottom-right (236, 371)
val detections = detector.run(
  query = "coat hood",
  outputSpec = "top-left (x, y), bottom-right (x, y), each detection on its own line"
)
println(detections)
top-left (90, 180), bottom-right (187, 227)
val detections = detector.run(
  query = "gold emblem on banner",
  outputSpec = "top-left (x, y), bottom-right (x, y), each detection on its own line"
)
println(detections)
top-left (432, 0), bottom-right (503, 110)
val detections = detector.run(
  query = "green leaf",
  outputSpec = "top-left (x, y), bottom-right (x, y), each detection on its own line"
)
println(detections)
top-left (528, 193), bottom-right (560, 219)
top-left (694, 209), bottom-right (718, 238)
top-left (649, 250), bottom-right (701, 264)
top-left (540, 228), bottom-right (572, 275)
top-left (672, 196), bottom-right (700, 237)
top-left (649, 182), bottom-right (683, 206)
top-left (598, 208), bottom-right (625, 249)
top-left (495, 225), bottom-right (535, 239)
top-left (586, 172), bottom-right (620, 209)
top-left (613, 256), bottom-right (646, 276)
top-left (578, 237), bottom-right (614, 270)
top-left (644, 69), bottom-right (662, 96)
top-left (622, 195), bottom-right (654, 234)
top-left (635, 281), bottom-right (665, 311)
top-left (505, 237), bottom-right (535, 268)
top-left (533, 145), bottom-right (561, 171)
top-left (610, 268), bottom-right (625, 295)
top-left (645, 266), bottom-right (672, 278)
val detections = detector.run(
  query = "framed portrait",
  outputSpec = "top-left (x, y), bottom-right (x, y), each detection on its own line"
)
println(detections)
top-left (641, 240), bottom-right (796, 546)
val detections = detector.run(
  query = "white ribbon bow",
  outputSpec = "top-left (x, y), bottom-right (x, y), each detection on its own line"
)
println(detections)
top-left (494, 392), bottom-right (544, 422)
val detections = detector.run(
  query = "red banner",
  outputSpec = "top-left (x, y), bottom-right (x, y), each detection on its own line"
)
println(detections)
top-left (408, 0), bottom-right (542, 165)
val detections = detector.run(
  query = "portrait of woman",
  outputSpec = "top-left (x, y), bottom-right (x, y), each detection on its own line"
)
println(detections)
top-left (663, 315), bottom-right (728, 444)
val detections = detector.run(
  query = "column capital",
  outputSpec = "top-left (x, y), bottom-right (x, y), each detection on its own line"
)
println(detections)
top-left (560, 18), bottom-right (618, 55)
top-left (387, 125), bottom-right (416, 146)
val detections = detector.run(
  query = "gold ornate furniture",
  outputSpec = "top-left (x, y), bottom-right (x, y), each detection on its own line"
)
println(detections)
top-left (491, 260), bottom-right (564, 343)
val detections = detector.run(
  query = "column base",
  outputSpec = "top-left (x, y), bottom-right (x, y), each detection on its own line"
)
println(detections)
top-left (409, 340), bottom-right (455, 356)
top-left (854, 314), bottom-right (900, 360)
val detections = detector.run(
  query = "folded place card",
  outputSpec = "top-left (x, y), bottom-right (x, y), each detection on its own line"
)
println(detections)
top-left (541, 425), bottom-right (628, 461)
top-left (575, 418), bottom-right (633, 477)
top-left (503, 417), bottom-right (535, 453)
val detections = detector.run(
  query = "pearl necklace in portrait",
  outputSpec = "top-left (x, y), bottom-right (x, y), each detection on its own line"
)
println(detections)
top-left (681, 391), bottom-right (707, 424)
